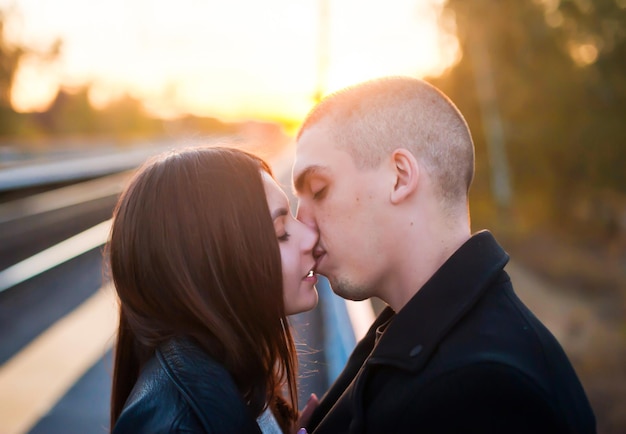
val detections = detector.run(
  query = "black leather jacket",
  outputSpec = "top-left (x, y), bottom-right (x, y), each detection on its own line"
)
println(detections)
top-left (113, 338), bottom-right (262, 433)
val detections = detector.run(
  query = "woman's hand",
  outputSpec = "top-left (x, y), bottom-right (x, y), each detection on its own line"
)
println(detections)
top-left (292, 393), bottom-right (319, 434)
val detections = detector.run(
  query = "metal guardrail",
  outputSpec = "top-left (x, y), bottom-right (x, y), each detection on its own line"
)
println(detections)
top-left (0, 143), bottom-right (181, 291)
top-left (0, 171), bottom-right (131, 225)
top-left (0, 220), bottom-right (112, 293)
top-left (0, 143), bottom-right (176, 192)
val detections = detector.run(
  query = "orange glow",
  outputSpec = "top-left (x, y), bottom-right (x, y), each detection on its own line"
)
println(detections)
top-left (568, 42), bottom-right (599, 67)
top-left (4, 0), bottom-right (459, 123)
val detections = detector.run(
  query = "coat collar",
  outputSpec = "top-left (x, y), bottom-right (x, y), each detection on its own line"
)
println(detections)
top-left (367, 230), bottom-right (509, 372)
top-left (157, 338), bottom-right (262, 433)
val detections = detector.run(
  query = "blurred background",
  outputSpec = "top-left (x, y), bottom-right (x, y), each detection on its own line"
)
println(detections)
top-left (0, 0), bottom-right (624, 433)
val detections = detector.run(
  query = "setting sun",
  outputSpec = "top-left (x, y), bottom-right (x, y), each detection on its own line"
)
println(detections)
top-left (3, 0), bottom-right (459, 123)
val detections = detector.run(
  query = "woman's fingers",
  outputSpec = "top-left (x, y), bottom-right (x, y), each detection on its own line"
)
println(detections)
top-left (292, 393), bottom-right (319, 434)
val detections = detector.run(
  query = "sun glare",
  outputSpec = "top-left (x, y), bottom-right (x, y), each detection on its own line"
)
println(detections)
top-left (323, 0), bottom-right (457, 95)
top-left (4, 0), bottom-right (459, 123)
top-left (11, 55), bottom-right (61, 112)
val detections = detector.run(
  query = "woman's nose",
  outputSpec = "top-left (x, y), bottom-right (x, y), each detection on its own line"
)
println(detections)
top-left (296, 201), bottom-right (316, 230)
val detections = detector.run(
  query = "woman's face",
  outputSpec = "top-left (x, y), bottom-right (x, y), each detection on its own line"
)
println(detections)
top-left (262, 171), bottom-right (319, 315)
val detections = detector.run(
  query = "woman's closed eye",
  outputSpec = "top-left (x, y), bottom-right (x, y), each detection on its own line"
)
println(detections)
top-left (272, 207), bottom-right (290, 241)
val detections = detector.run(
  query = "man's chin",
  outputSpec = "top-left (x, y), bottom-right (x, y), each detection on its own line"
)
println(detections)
top-left (329, 279), bottom-right (368, 302)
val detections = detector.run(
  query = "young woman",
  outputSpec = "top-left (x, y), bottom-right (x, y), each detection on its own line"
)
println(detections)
top-left (106, 146), bottom-right (319, 433)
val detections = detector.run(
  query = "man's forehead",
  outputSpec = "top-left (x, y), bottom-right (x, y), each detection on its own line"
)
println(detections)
top-left (292, 119), bottom-right (348, 185)
top-left (293, 127), bottom-right (326, 170)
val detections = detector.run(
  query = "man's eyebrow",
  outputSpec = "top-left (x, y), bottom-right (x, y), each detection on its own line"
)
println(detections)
top-left (293, 165), bottom-right (326, 194)
top-left (271, 207), bottom-right (288, 220)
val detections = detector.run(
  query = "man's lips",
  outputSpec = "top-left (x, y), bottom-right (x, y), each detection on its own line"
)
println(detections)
top-left (313, 244), bottom-right (325, 260)
top-left (312, 250), bottom-right (326, 275)
top-left (304, 247), bottom-right (326, 280)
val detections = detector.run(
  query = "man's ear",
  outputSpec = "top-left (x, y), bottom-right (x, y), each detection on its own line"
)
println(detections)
top-left (390, 148), bottom-right (419, 204)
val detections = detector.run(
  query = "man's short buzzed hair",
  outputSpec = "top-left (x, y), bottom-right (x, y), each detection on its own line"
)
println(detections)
top-left (297, 76), bottom-right (475, 206)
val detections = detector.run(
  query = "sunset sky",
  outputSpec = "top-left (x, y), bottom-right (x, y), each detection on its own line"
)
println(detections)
top-left (1, 0), bottom-right (460, 123)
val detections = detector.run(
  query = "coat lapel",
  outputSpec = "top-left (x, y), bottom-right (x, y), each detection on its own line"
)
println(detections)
top-left (367, 230), bottom-right (509, 373)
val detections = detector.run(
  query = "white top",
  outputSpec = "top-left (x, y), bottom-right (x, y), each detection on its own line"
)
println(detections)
top-left (257, 407), bottom-right (283, 434)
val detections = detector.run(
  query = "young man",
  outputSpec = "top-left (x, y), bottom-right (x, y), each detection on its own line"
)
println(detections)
top-left (293, 76), bottom-right (595, 433)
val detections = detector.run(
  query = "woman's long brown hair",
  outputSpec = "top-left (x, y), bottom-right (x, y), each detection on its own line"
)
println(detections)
top-left (106, 146), bottom-right (298, 432)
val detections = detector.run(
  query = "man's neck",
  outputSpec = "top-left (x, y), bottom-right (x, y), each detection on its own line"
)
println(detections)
top-left (382, 223), bottom-right (471, 312)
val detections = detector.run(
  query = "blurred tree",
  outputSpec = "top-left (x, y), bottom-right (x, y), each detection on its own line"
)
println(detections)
top-left (97, 93), bottom-right (163, 138)
top-left (162, 113), bottom-right (238, 138)
top-left (36, 87), bottom-right (99, 135)
top-left (34, 87), bottom-right (164, 139)
top-left (431, 0), bottom-right (626, 236)
top-left (0, 9), bottom-right (24, 135)
top-left (0, 7), bottom-right (61, 137)
top-left (0, 12), bottom-right (21, 108)
top-left (552, 0), bottom-right (626, 192)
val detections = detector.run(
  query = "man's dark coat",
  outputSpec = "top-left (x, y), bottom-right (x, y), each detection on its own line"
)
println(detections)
top-left (308, 231), bottom-right (596, 433)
